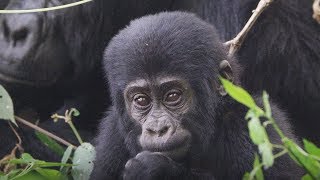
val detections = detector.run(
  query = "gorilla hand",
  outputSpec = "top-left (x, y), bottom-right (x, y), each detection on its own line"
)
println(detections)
top-left (123, 151), bottom-right (183, 180)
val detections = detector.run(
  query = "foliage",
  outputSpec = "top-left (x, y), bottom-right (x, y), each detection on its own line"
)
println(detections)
top-left (0, 85), bottom-right (16, 125)
top-left (0, 85), bottom-right (95, 180)
top-left (221, 77), bottom-right (320, 180)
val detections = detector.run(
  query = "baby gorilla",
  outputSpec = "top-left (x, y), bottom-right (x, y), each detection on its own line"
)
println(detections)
top-left (91, 12), bottom-right (302, 179)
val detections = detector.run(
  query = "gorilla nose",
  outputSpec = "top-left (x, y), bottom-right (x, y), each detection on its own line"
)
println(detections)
top-left (0, 13), bottom-right (40, 61)
top-left (2, 17), bottom-right (30, 46)
top-left (146, 125), bottom-right (172, 137)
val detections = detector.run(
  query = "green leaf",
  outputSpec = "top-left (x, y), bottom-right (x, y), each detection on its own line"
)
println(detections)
top-left (60, 145), bottom-right (74, 175)
top-left (284, 138), bottom-right (320, 179)
top-left (9, 153), bottom-right (72, 168)
top-left (242, 172), bottom-right (250, 180)
top-left (258, 143), bottom-right (274, 169)
top-left (35, 131), bottom-right (65, 157)
top-left (0, 85), bottom-right (16, 125)
top-left (262, 91), bottom-right (271, 118)
top-left (13, 171), bottom-right (42, 180)
top-left (248, 116), bottom-right (269, 145)
top-left (9, 153), bottom-right (36, 164)
top-left (302, 174), bottom-right (313, 180)
top-left (0, 173), bottom-right (8, 180)
top-left (70, 108), bottom-right (80, 117)
top-left (253, 154), bottom-right (264, 180)
top-left (35, 168), bottom-right (64, 180)
top-left (304, 139), bottom-right (320, 158)
top-left (220, 78), bottom-right (261, 113)
top-left (72, 143), bottom-right (96, 180)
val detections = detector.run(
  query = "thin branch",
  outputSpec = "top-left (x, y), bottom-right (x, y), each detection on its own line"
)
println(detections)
top-left (9, 123), bottom-right (22, 148)
top-left (313, 0), bottom-right (320, 23)
top-left (0, 0), bottom-right (92, 14)
top-left (225, 0), bottom-right (274, 56)
top-left (14, 116), bottom-right (76, 148)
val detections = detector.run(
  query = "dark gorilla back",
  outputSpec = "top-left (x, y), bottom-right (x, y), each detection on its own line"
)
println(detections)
top-left (190, 0), bottom-right (320, 144)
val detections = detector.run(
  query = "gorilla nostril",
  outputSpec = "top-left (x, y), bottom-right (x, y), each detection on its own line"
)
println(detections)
top-left (12, 28), bottom-right (29, 45)
top-left (146, 128), bottom-right (156, 136)
top-left (159, 126), bottom-right (169, 136)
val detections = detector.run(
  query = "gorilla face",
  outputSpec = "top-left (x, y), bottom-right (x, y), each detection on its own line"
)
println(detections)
top-left (103, 12), bottom-right (233, 164)
top-left (0, 0), bottom-right (73, 87)
top-left (124, 76), bottom-right (193, 160)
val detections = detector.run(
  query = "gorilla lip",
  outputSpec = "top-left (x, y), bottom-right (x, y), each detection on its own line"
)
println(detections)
top-left (0, 69), bottom-right (58, 87)
top-left (0, 71), bottom-right (37, 86)
top-left (142, 136), bottom-right (191, 160)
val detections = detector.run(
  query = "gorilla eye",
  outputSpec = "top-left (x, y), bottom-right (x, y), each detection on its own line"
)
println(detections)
top-left (164, 90), bottom-right (182, 105)
top-left (133, 94), bottom-right (151, 108)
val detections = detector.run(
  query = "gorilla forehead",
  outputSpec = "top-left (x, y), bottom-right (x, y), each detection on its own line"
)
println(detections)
top-left (104, 12), bottom-right (228, 85)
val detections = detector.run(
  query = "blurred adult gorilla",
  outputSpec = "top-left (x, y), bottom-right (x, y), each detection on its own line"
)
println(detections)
top-left (189, 0), bottom-right (320, 144)
top-left (0, 0), bottom-right (185, 160)
top-left (92, 12), bottom-right (301, 180)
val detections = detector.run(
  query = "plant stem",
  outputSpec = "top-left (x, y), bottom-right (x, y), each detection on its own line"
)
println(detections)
top-left (273, 150), bottom-right (288, 159)
top-left (269, 117), bottom-right (286, 139)
top-left (68, 120), bottom-right (83, 144)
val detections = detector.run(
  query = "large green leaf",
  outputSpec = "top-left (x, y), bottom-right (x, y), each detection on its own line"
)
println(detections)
top-left (14, 169), bottom-right (64, 180)
top-left (220, 78), bottom-right (262, 113)
top-left (35, 132), bottom-right (65, 157)
top-left (72, 143), bottom-right (96, 180)
top-left (284, 138), bottom-right (320, 179)
top-left (303, 139), bottom-right (320, 158)
top-left (302, 174), bottom-right (313, 180)
top-left (0, 85), bottom-right (16, 125)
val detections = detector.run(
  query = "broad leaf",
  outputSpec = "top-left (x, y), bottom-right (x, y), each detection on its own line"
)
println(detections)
top-left (35, 132), bottom-right (65, 156)
top-left (0, 85), bottom-right (16, 125)
top-left (302, 174), bottom-right (313, 180)
top-left (220, 78), bottom-right (261, 112)
top-left (303, 139), bottom-right (320, 158)
top-left (284, 138), bottom-right (320, 179)
top-left (72, 143), bottom-right (96, 180)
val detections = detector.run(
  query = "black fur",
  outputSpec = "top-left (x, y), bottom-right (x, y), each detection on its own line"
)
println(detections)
top-left (92, 12), bottom-right (302, 179)
top-left (0, 0), bottom-right (180, 160)
top-left (190, 0), bottom-right (320, 144)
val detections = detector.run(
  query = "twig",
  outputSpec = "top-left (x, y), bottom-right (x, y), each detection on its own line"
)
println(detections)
top-left (313, 0), bottom-right (320, 23)
top-left (225, 0), bottom-right (274, 56)
top-left (14, 116), bottom-right (76, 148)
top-left (8, 122), bottom-right (24, 153)
top-left (9, 123), bottom-right (22, 148)
top-left (0, 0), bottom-right (92, 14)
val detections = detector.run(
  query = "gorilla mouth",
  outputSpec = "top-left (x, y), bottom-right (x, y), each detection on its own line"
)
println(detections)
top-left (143, 137), bottom-right (191, 160)
top-left (0, 69), bottom-right (57, 87)
top-left (157, 141), bottom-right (190, 160)
top-left (0, 71), bottom-right (38, 86)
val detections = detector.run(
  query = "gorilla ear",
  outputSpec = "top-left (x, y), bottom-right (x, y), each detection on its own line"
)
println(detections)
top-left (219, 60), bottom-right (234, 82)
top-left (215, 60), bottom-right (234, 96)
